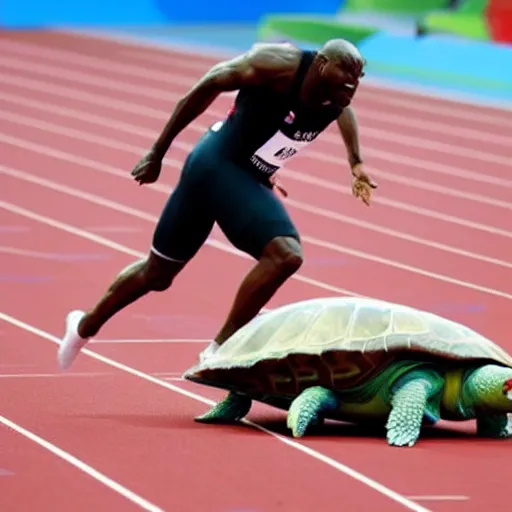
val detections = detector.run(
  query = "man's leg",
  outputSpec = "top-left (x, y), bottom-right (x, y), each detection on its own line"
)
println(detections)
top-left (214, 236), bottom-right (302, 344)
top-left (58, 252), bottom-right (185, 370)
top-left (201, 163), bottom-right (303, 359)
top-left (78, 252), bottom-right (185, 339)
top-left (58, 150), bottom-right (215, 370)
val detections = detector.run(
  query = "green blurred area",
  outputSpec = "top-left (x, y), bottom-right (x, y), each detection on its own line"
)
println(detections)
top-left (257, 0), bottom-right (493, 47)
top-left (258, 15), bottom-right (379, 46)
top-left (418, 0), bottom-right (490, 40)
top-left (342, 0), bottom-right (448, 15)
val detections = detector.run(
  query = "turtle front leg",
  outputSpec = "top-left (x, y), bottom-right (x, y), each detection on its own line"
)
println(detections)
top-left (195, 392), bottom-right (252, 423)
top-left (287, 386), bottom-right (340, 438)
top-left (386, 370), bottom-right (443, 447)
top-left (476, 414), bottom-right (512, 438)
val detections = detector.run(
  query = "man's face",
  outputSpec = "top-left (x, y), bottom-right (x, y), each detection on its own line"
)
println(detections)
top-left (319, 57), bottom-right (364, 107)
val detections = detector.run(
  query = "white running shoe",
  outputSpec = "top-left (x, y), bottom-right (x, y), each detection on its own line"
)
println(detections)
top-left (58, 310), bottom-right (89, 370)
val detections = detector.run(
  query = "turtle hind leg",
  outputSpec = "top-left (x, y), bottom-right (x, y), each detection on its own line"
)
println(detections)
top-left (476, 414), bottom-right (511, 438)
top-left (386, 370), bottom-right (443, 447)
top-left (287, 386), bottom-right (340, 438)
top-left (195, 392), bottom-right (252, 424)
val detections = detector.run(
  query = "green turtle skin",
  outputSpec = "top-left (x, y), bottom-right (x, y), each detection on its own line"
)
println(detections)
top-left (183, 297), bottom-right (512, 447)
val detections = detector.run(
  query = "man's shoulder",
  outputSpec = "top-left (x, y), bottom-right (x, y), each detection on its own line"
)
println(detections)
top-left (241, 42), bottom-right (305, 85)
top-left (205, 42), bottom-right (305, 91)
top-left (248, 42), bottom-right (303, 69)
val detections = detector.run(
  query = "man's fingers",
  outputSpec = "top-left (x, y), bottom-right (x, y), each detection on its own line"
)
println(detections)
top-left (360, 188), bottom-right (370, 206)
top-left (353, 177), bottom-right (377, 202)
top-left (362, 175), bottom-right (378, 189)
top-left (353, 181), bottom-right (372, 206)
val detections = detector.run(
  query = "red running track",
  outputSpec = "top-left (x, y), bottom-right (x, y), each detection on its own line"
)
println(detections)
top-left (1, 30), bottom-right (512, 512)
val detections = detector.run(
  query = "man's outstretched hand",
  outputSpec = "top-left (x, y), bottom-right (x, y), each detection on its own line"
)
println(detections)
top-left (351, 163), bottom-right (377, 206)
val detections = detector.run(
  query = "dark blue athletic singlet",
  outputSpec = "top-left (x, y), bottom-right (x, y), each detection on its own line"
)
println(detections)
top-left (208, 50), bottom-right (343, 177)
top-left (152, 50), bottom-right (341, 262)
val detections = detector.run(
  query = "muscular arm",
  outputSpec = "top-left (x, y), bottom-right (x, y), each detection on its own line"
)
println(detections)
top-left (150, 44), bottom-right (297, 159)
top-left (336, 106), bottom-right (363, 171)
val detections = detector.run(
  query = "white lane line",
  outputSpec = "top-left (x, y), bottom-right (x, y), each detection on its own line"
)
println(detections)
top-left (151, 372), bottom-right (183, 378)
top-left (407, 495), bottom-right (469, 501)
top-left (0, 415), bottom-right (163, 511)
top-left (0, 310), bottom-right (432, 512)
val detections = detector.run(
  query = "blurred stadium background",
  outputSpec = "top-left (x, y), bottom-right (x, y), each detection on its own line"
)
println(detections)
top-left (2, 0), bottom-right (511, 105)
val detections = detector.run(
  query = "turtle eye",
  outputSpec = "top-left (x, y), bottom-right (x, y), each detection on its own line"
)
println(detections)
top-left (503, 378), bottom-right (512, 398)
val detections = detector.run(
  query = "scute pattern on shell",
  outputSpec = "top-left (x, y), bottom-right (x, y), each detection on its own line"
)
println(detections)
top-left (183, 297), bottom-right (512, 393)
top-left (204, 298), bottom-right (511, 365)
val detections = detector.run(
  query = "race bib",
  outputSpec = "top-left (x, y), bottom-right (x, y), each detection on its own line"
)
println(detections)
top-left (250, 128), bottom-right (316, 175)
top-left (254, 130), bottom-right (310, 167)
top-left (211, 109), bottom-right (322, 176)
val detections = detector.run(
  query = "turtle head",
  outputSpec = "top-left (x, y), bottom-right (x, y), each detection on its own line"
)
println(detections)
top-left (464, 364), bottom-right (512, 412)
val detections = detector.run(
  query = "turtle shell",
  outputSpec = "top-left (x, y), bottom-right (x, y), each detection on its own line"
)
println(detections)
top-left (183, 297), bottom-right (512, 396)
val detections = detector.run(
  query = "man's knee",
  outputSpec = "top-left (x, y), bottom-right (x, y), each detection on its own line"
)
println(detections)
top-left (261, 236), bottom-right (303, 276)
top-left (143, 251), bottom-right (185, 292)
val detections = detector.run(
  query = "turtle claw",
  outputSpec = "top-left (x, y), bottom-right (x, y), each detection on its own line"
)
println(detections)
top-left (386, 408), bottom-right (422, 447)
top-left (386, 426), bottom-right (419, 447)
top-left (195, 392), bottom-right (252, 424)
top-left (287, 386), bottom-right (339, 438)
top-left (385, 373), bottom-right (440, 448)
top-left (287, 408), bottom-right (318, 438)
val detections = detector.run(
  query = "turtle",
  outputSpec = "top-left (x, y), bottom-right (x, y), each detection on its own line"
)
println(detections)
top-left (182, 296), bottom-right (512, 447)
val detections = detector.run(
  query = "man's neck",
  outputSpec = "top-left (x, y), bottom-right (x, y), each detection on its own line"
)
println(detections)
top-left (299, 66), bottom-right (327, 109)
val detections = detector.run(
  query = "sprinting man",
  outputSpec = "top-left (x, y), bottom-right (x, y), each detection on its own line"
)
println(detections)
top-left (58, 38), bottom-right (377, 369)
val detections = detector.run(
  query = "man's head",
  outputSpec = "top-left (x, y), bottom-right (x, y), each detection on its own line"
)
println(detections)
top-left (313, 39), bottom-right (366, 107)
